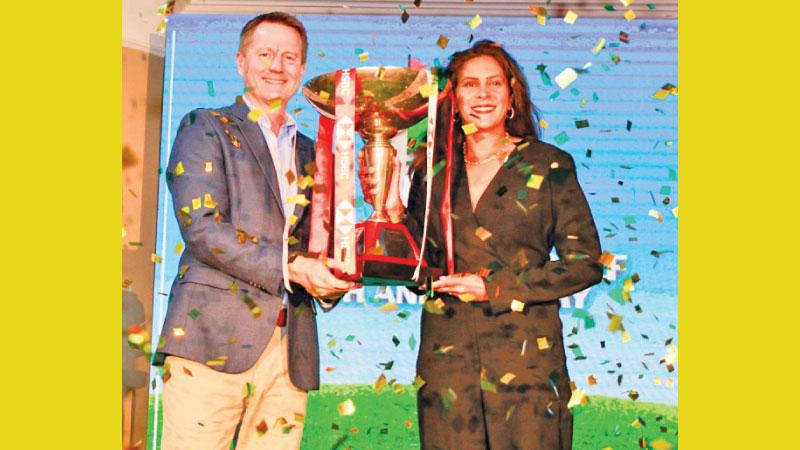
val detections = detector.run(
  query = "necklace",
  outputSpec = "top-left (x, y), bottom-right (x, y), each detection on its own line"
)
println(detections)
top-left (463, 135), bottom-right (513, 166)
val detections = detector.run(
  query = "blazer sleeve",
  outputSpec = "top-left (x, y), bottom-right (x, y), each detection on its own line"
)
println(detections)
top-left (484, 152), bottom-right (603, 313)
top-left (167, 110), bottom-right (284, 295)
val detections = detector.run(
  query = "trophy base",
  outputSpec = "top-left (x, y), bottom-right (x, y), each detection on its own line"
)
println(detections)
top-left (335, 220), bottom-right (441, 285)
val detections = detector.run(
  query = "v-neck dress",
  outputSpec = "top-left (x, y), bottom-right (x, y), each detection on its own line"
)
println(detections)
top-left (408, 137), bottom-right (603, 450)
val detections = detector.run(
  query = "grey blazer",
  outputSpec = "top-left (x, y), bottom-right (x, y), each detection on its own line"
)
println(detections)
top-left (153, 100), bottom-right (323, 391)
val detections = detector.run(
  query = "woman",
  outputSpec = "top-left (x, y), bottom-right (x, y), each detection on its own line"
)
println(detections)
top-left (362, 40), bottom-right (603, 449)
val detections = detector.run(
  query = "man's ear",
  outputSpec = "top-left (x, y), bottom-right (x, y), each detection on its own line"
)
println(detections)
top-left (235, 51), bottom-right (245, 78)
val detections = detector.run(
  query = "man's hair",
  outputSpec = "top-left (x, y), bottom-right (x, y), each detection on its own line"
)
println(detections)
top-left (239, 12), bottom-right (308, 63)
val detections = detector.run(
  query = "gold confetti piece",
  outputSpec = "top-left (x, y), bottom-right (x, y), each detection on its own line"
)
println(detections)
top-left (338, 399), bottom-right (356, 416)
top-left (204, 161), bottom-right (213, 173)
top-left (517, 248), bottom-right (529, 267)
top-left (192, 197), bottom-right (201, 210)
top-left (413, 375), bottom-right (427, 390)
top-left (393, 384), bottom-right (406, 394)
top-left (437, 344), bottom-right (455, 354)
top-left (206, 357), bottom-right (227, 366)
top-left (298, 175), bottom-right (315, 189)
top-left (174, 161), bottom-right (185, 176)
top-left (620, 0), bottom-right (634, 6)
top-left (373, 374), bottom-right (388, 393)
top-left (174, 241), bottom-right (183, 254)
top-left (592, 38), bottom-right (606, 55)
top-left (651, 89), bottom-right (670, 100)
top-left (654, 377), bottom-right (662, 385)
top-left (587, 375), bottom-right (597, 385)
top-left (599, 251), bottom-right (615, 268)
top-left (404, 419), bottom-right (412, 429)
top-left (671, 206), bottom-right (678, 218)
top-left (319, 90), bottom-right (330, 101)
top-left (564, 10), bottom-right (578, 24)
top-left (527, 174), bottom-right (544, 189)
top-left (608, 314), bottom-right (624, 332)
top-left (247, 108), bottom-right (263, 122)
top-left (358, 52), bottom-right (369, 62)
top-left (294, 413), bottom-right (305, 423)
top-left (151, 253), bottom-right (162, 263)
top-left (536, 15), bottom-right (546, 26)
top-left (624, 9), bottom-right (636, 21)
top-left (554, 67), bottom-right (578, 89)
top-left (648, 209), bottom-right (664, 222)
top-left (285, 170), bottom-right (296, 184)
top-left (665, 378), bottom-right (674, 388)
top-left (325, 367), bottom-right (336, 372)
top-left (467, 14), bottom-right (482, 29)
top-left (436, 34), bottom-right (449, 49)
top-left (379, 303), bottom-right (399, 312)
top-left (289, 215), bottom-right (298, 225)
top-left (567, 234), bottom-right (579, 240)
top-left (651, 440), bottom-right (673, 450)
top-left (500, 373), bottom-right (516, 384)
top-left (172, 327), bottom-right (185, 337)
top-left (631, 418), bottom-right (643, 428)
top-left (180, 205), bottom-right (190, 215)
top-left (510, 299), bottom-right (525, 313)
top-left (287, 194), bottom-right (310, 206)
top-left (521, 339), bottom-right (527, 356)
top-left (457, 293), bottom-right (476, 302)
top-left (256, 418), bottom-right (268, 436)
top-left (537, 336), bottom-right (551, 350)
top-left (461, 123), bottom-right (478, 135)
top-left (474, 226), bottom-right (492, 241)
top-left (122, 279), bottom-right (133, 289)
top-left (203, 193), bottom-right (217, 209)
top-left (538, 119), bottom-right (549, 129)
top-left (567, 388), bottom-right (588, 409)
top-left (621, 330), bottom-right (631, 342)
top-left (419, 83), bottom-right (436, 98)
top-left (268, 99), bottom-right (282, 111)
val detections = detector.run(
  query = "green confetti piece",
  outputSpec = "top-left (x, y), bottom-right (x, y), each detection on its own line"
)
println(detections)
top-left (575, 120), bottom-right (589, 129)
top-left (317, 51), bottom-right (325, 57)
top-left (392, 335), bottom-right (400, 347)
top-left (245, 382), bottom-right (256, 397)
top-left (592, 92), bottom-right (599, 102)
top-left (604, 4), bottom-right (615, 11)
top-left (570, 88), bottom-right (580, 96)
top-left (354, 47), bottom-right (365, 55)
top-left (431, 159), bottom-right (446, 177)
top-left (345, 335), bottom-right (356, 342)
top-left (647, 3), bottom-right (656, 10)
top-left (409, 334), bottom-right (417, 350)
top-left (554, 131), bottom-right (570, 145)
top-left (567, 343), bottom-right (586, 360)
top-left (517, 189), bottom-right (528, 200)
top-left (624, 216), bottom-right (637, 225)
top-left (379, 360), bottom-right (394, 370)
top-left (397, 311), bottom-right (410, 320)
top-left (668, 168), bottom-right (677, 180)
top-left (626, 120), bottom-right (633, 131)
top-left (660, 185), bottom-right (671, 195)
top-left (540, 70), bottom-right (552, 86)
top-left (207, 80), bottom-right (215, 97)
top-left (188, 309), bottom-right (201, 319)
top-left (354, 197), bottom-right (364, 208)
top-left (608, 286), bottom-right (626, 304)
top-left (549, 91), bottom-right (560, 100)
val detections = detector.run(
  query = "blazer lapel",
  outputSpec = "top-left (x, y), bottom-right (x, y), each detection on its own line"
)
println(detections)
top-left (230, 101), bottom-right (285, 221)
top-left (290, 136), bottom-right (313, 235)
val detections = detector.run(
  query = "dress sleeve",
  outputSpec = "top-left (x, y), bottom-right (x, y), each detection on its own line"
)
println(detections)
top-left (484, 152), bottom-right (603, 313)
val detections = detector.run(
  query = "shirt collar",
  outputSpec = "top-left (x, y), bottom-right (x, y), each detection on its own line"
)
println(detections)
top-left (242, 95), bottom-right (296, 136)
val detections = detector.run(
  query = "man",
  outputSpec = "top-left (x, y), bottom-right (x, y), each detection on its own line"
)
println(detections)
top-left (153, 12), bottom-right (355, 449)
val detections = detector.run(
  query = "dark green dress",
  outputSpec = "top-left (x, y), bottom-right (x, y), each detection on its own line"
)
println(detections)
top-left (405, 137), bottom-right (603, 450)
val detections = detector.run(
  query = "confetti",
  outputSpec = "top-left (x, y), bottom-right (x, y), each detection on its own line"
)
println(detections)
top-left (461, 123), bottom-right (478, 135)
top-left (436, 34), bottom-right (449, 49)
top-left (151, 253), bottom-right (162, 263)
top-left (554, 68), bottom-right (578, 89)
top-left (174, 161), bottom-right (184, 176)
top-left (521, 339), bottom-right (527, 356)
top-left (648, 209), bottom-right (664, 222)
top-left (412, 375), bottom-right (427, 390)
top-left (497, 372), bottom-right (516, 385)
top-left (620, 0), bottom-right (633, 6)
top-left (564, 10), bottom-right (578, 24)
top-left (358, 52), bottom-right (369, 62)
top-left (536, 15), bottom-right (547, 26)
top-left (318, 90), bottom-right (330, 101)
top-left (672, 206), bottom-right (678, 218)
top-left (379, 303), bottom-right (398, 312)
top-left (373, 374), bottom-right (388, 393)
top-left (587, 375), bottom-right (597, 385)
top-left (537, 336), bottom-right (551, 350)
top-left (624, 9), bottom-right (636, 21)
top-left (419, 83), bottom-right (437, 98)
top-left (620, 31), bottom-right (630, 43)
top-left (554, 131), bottom-right (570, 145)
top-left (567, 388), bottom-right (588, 409)
top-left (174, 241), bottom-right (184, 254)
top-left (480, 368), bottom-right (497, 392)
top-left (510, 299), bottom-right (525, 312)
top-left (591, 39), bottom-right (607, 57)
top-left (268, 99), bottom-right (282, 111)
top-left (172, 327), bottom-right (185, 337)
top-left (337, 399), bottom-right (356, 416)
top-left (575, 119), bottom-right (589, 129)
top-left (203, 193), bottom-right (217, 209)
top-left (539, 119), bottom-right (549, 129)
top-left (247, 108), bottom-right (263, 122)
top-left (467, 14), bottom-right (482, 29)
top-left (287, 194), bottom-right (310, 206)
top-left (401, 10), bottom-right (410, 23)
top-left (474, 226), bottom-right (493, 241)
top-left (526, 174), bottom-right (544, 190)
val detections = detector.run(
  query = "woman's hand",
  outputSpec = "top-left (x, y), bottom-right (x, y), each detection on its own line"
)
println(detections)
top-left (431, 273), bottom-right (489, 302)
top-left (357, 151), bottom-right (405, 221)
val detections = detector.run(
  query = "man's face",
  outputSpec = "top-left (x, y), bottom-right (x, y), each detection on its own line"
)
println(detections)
top-left (236, 22), bottom-right (306, 112)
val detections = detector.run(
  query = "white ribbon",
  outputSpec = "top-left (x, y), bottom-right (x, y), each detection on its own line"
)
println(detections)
top-left (412, 69), bottom-right (437, 282)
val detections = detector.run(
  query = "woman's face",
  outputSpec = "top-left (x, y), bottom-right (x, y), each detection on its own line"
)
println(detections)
top-left (455, 55), bottom-right (512, 135)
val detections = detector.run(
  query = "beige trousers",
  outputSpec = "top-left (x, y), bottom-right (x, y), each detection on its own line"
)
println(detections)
top-left (160, 327), bottom-right (307, 450)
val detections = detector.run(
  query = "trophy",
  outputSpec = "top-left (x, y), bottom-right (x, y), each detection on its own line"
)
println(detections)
top-left (302, 66), bottom-right (444, 285)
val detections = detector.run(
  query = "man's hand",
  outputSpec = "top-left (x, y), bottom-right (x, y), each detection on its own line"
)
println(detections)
top-left (288, 255), bottom-right (358, 299)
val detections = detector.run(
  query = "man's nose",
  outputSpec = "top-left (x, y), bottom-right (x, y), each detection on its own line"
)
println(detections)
top-left (267, 56), bottom-right (284, 72)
